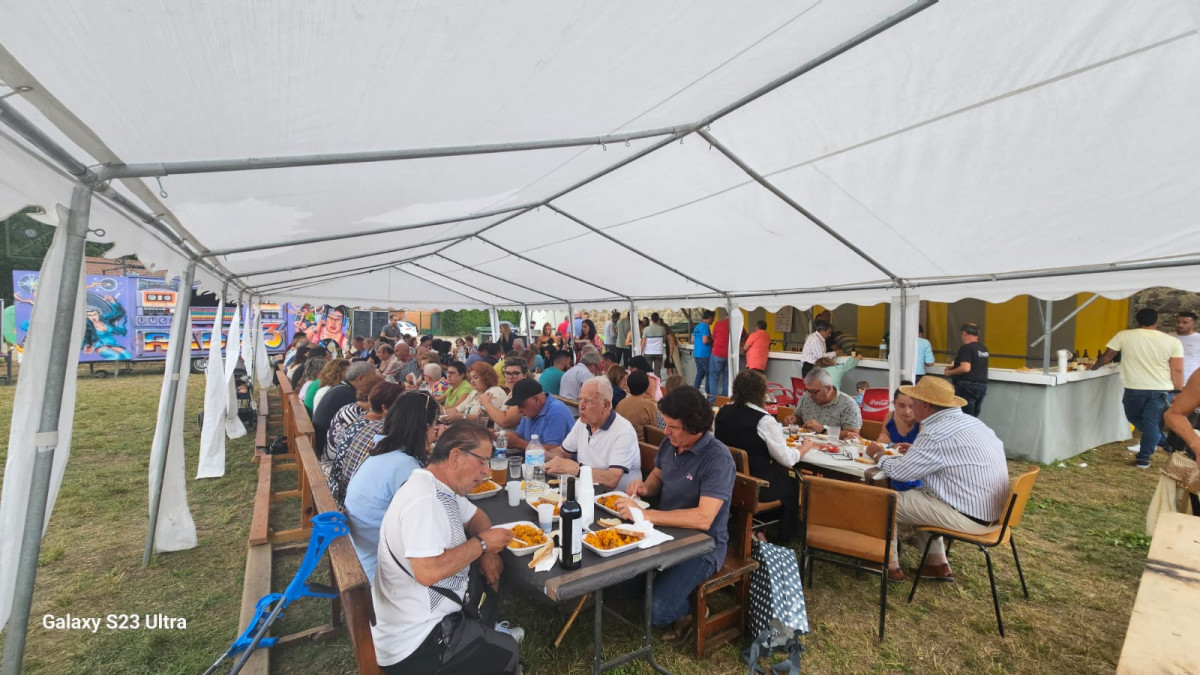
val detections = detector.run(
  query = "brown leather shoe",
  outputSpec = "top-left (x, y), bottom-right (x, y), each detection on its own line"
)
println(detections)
top-left (916, 563), bottom-right (955, 582)
top-left (660, 614), bottom-right (694, 643)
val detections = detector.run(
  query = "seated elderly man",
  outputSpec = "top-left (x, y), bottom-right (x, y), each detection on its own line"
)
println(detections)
top-left (503, 378), bottom-right (575, 453)
top-left (372, 422), bottom-right (520, 673)
top-left (546, 376), bottom-right (641, 492)
top-left (560, 348), bottom-right (602, 400)
top-left (864, 377), bottom-right (1010, 582)
top-left (792, 367), bottom-right (861, 439)
top-left (616, 386), bottom-right (735, 641)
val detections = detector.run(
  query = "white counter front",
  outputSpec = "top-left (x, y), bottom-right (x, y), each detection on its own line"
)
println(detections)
top-left (677, 344), bottom-right (1130, 464)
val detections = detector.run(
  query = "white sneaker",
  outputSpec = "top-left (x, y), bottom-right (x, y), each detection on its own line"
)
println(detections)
top-left (495, 621), bottom-right (525, 644)
top-left (1127, 445), bottom-right (1140, 453)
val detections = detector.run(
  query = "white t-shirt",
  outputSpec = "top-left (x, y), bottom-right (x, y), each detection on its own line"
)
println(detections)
top-left (1107, 328), bottom-right (1184, 391)
top-left (603, 320), bottom-right (617, 347)
top-left (561, 411), bottom-right (642, 492)
top-left (1176, 333), bottom-right (1200, 383)
top-left (371, 469), bottom-right (478, 667)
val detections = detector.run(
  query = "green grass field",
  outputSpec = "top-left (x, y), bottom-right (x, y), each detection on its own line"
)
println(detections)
top-left (0, 367), bottom-right (1158, 673)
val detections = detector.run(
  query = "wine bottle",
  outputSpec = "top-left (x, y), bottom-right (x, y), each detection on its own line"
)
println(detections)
top-left (559, 476), bottom-right (583, 570)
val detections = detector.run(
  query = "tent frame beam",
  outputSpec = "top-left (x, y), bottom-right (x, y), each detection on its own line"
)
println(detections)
top-left (698, 129), bottom-right (899, 281)
top-left (474, 233), bottom-right (632, 303)
top-left (429, 253), bottom-right (567, 304)
top-left (1, 184), bottom-right (91, 675)
top-left (546, 204), bottom-right (724, 295)
top-left (98, 126), bottom-right (689, 179)
top-left (249, 237), bottom-right (471, 295)
top-left (394, 265), bottom-right (501, 306)
top-left (237, 232), bottom-right (470, 278)
top-left (405, 260), bottom-right (521, 305)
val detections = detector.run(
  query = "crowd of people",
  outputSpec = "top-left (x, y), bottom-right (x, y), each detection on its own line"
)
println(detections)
top-left (271, 304), bottom-right (1200, 673)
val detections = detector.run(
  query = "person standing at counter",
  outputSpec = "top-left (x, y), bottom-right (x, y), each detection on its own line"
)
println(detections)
top-left (943, 323), bottom-right (989, 418)
top-left (800, 320), bottom-right (835, 377)
top-left (692, 310), bottom-right (715, 393)
top-left (743, 320), bottom-right (771, 373)
top-left (915, 324), bottom-right (936, 381)
top-left (1173, 311), bottom-right (1200, 383)
top-left (1092, 308), bottom-right (1183, 469)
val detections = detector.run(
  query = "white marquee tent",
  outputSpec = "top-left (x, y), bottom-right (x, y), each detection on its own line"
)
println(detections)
top-left (3, 0), bottom-right (1200, 667)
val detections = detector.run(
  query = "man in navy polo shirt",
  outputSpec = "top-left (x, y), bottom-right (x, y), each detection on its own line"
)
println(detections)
top-left (503, 378), bottom-right (575, 453)
top-left (617, 385), bottom-right (735, 641)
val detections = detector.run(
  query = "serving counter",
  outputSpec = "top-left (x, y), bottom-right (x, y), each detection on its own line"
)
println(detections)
top-left (677, 344), bottom-right (1130, 464)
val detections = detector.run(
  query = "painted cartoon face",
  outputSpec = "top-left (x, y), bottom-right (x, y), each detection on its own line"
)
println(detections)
top-left (324, 309), bottom-right (344, 332)
top-left (86, 309), bottom-right (100, 321)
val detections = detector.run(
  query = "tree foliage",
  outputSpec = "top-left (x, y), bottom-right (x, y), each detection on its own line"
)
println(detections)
top-left (439, 309), bottom-right (523, 337)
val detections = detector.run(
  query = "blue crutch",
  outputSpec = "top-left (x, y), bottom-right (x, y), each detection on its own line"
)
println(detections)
top-left (204, 511), bottom-right (349, 675)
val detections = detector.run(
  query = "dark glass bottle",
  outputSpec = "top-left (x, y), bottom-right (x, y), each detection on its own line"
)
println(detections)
top-left (559, 477), bottom-right (583, 570)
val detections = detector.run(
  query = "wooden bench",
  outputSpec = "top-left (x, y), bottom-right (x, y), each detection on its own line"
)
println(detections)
top-left (1118, 512), bottom-right (1200, 673)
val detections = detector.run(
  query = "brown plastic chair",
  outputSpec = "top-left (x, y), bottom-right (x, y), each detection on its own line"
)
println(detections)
top-left (726, 446), bottom-right (784, 532)
top-left (775, 406), bottom-right (795, 424)
top-left (907, 466), bottom-right (1039, 637)
top-left (637, 442), bottom-right (659, 480)
top-left (713, 395), bottom-right (732, 408)
top-left (858, 419), bottom-right (883, 442)
top-left (801, 475), bottom-right (898, 640)
top-left (644, 425), bottom-right (665, 447)
top-left (694, 472), bottom-right (765, 657)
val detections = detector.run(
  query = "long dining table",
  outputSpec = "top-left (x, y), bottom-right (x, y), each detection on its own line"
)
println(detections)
top-left (474, 490), bottom-right (714, 674)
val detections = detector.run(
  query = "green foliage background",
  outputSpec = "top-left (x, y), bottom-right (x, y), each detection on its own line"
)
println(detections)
top-left (438, 309), bottom-right (522, 336)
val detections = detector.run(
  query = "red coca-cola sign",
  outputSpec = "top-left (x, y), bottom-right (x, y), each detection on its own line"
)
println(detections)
top-left (860, 388), bottom-right (891, 422)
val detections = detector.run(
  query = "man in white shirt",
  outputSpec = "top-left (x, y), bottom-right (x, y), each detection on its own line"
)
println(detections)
top-left (546, 377), bottom-right (641, 492)
top-left (1174, 311), bottom-right (1200, 383)
top-left (603, 310), bottom-right (619, 353)
top-left (371, 422), bottom-right (519, 672)
top-left (640, 313), bottom-right (668, 378)
top-left (1092, 308), bottom-right (1184, 468)
top-left (800, 319), bottom-right (835, 377)
top-left (560, 349), bottom-right (602, 400)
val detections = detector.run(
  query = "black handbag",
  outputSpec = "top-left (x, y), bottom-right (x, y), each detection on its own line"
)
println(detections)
top-left (267, 435), bottom-right (288, 455)
top-left (385, 534), bottom-right (518, 674)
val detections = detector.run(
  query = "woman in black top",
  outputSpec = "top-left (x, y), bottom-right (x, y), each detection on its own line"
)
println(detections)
top-left (714, 370), bottom-right (803, 541)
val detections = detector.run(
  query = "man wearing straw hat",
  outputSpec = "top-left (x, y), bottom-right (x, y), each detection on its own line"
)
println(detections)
top-left (865, 377), bottom-right (1009, 582)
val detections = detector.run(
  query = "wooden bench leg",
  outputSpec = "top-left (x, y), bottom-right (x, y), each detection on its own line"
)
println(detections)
top-left (695, 587), bottom-right (708, 658)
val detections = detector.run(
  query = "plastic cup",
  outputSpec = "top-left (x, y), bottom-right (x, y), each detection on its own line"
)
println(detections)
top-left (826, 425), bottom-right (841, 440)
top-left (506, 481), bottom-right (521, 507)
top-left (537, 503), bottom-right (554, 531)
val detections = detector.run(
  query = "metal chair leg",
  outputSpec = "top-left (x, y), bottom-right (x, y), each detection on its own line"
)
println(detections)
top-left (907, 536), bottom-right (937, 603)
top-left (1010, 536), bottom-right (1029, 599)
top-left (981, 546), bottom-right (1004, 637)
top-left (877, 567), bottom-right (888, 641)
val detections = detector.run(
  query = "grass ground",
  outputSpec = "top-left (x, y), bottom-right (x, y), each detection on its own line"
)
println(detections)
top-left (0, 367), bottom-right (1157, 673)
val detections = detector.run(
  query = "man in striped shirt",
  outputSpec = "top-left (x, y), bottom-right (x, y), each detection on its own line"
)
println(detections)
top-left (800, 320), bottom-right (835, 377)
top-left (865, 377), bottom-right (1009, 582)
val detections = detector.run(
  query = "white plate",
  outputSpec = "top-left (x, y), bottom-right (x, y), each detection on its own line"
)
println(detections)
top-left (466, 480), bottom-right (503, 501)
top-left (582, 528), bottom-right (644, 557)
top-left (593, 492), bottom-right (649, 519)
top-left (526, 492), bottom-right (562, 522)
top-left (497, 521), bottom-right (548, 556)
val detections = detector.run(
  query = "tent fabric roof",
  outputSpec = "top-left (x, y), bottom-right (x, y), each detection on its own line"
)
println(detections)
top-left (2, 0), bottom-right (1199, 309)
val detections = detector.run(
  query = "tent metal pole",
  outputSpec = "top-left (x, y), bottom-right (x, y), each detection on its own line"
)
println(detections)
top-left (143, 259), bottom-right (198, 568)
top-left (250, 238), bottom-right (468, 295)
top-left (0, 185), bottom-right (91, 675)
top-left (522, 305), bottom-right (530, 344)
top-left (99, 126), bottom-right (686, 179)
top-left (629, 302), bottom-right (640, 357)
top-left (405, 260), bottom-right (520, 305)
top-left (429, 254), bottom-right (567, 304)
top-left (238, 233), bottom-right (470, 278)
top-left (390, 266), bottom-right (499, 306)
top-left (545, 205), bottom-right (724, 295)
top-left (203, 205), bottom-right (530, 258)
top-left (474, 234), bottom-right (631, 302)
top-left (1040, 299), bottom-right (1053, 376)
top-left (909, 256), bottom-right (1200, 288)
top-left (725, 296), bottom-right (737, 397)
top-left (1031, 294), bottom-right (1099, 348)
top-left (698, 130), bottom-right (899, 282)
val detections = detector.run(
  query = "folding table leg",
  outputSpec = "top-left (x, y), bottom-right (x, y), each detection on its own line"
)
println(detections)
top-left (593, 587), bottom-right (604, 674)
top-left (644, 571), bottom-right (670, 675)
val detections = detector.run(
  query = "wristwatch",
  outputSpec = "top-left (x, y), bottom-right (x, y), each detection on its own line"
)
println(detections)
top-left (477, 536), bottom-right (488, 554)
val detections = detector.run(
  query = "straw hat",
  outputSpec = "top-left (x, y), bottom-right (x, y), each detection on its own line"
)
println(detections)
top-left (899, 377), bottom-right (967, 408)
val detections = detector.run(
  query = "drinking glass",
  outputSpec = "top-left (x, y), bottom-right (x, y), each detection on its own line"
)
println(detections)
top-left (508, 456), bottom-right (523, 481)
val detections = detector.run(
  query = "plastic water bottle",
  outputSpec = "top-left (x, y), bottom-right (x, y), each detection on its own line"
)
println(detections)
top-left (525, 434), bottom-right (545, 467)
top-left (495, 428), bottom-right (508, 453)
top-left (879, 340), bottom-right (888, 361)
